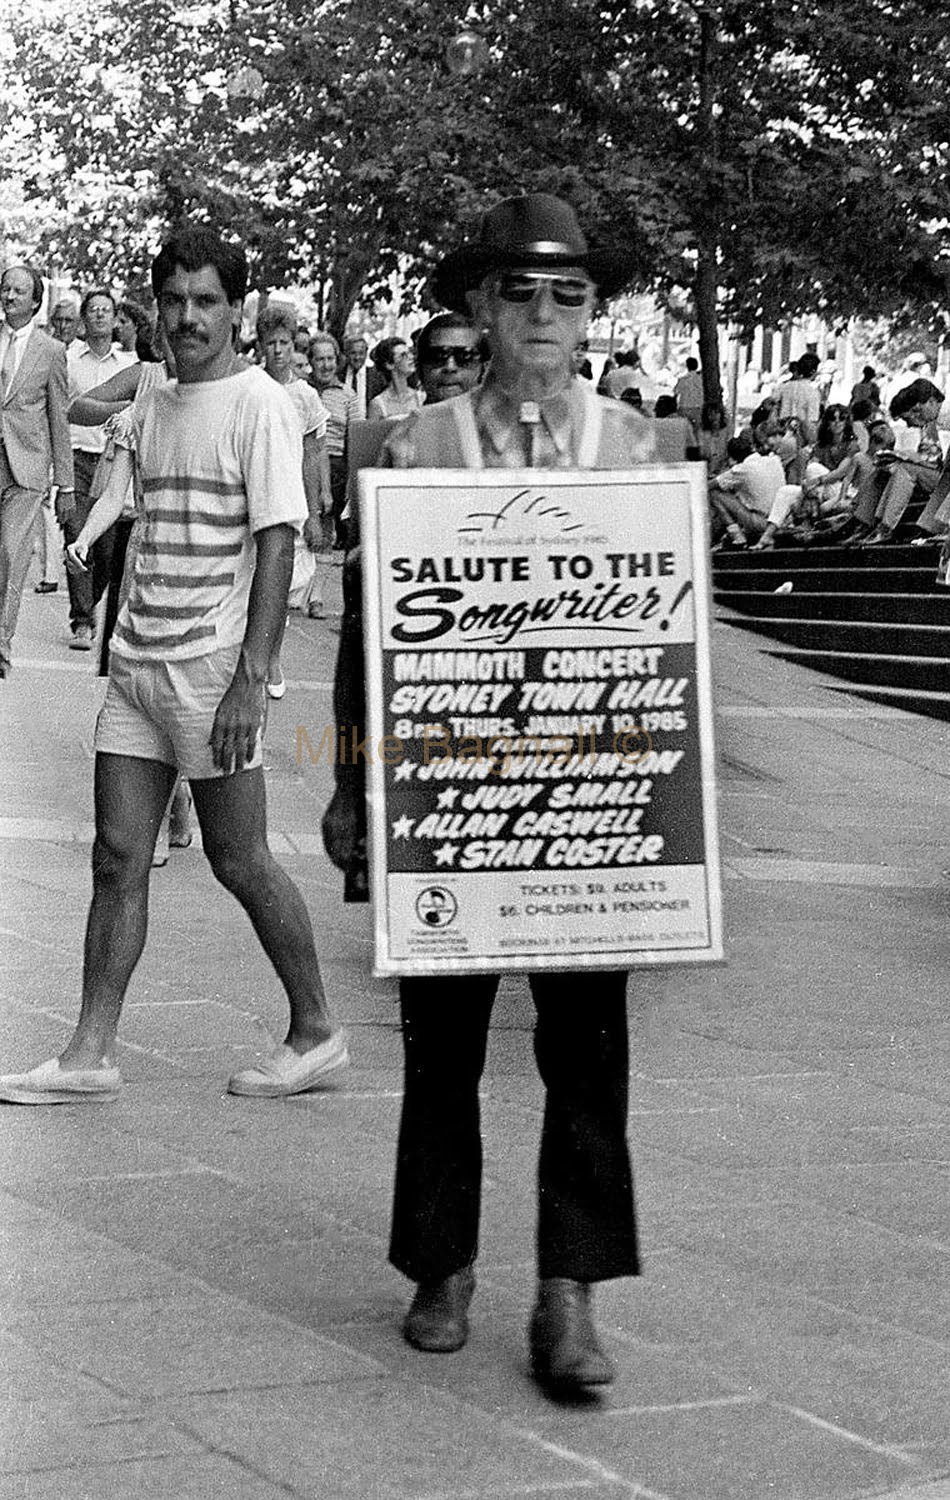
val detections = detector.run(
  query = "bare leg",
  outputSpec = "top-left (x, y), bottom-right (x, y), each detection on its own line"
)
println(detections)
top-left (192, 768), bottom-right (333, 1050)
top-left (60, 753), bottom-right (176, 1069)
top-left (713, 492), bottom-right (767, 539)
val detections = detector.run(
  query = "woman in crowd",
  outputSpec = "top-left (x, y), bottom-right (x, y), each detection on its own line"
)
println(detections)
top-left (804, 404), bottom-right (860, 514)
top-left (367, 337), bottom-right (424, 420)
top-left (751, 404), bottom-right (858, 550)
top-left (114, 300), bottom-right (153, 357)
top-left (832, 413), bottom-right (898, 544)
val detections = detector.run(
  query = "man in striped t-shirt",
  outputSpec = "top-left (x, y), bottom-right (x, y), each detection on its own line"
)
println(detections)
top-left (0, 228), bottom-right (348, 1106)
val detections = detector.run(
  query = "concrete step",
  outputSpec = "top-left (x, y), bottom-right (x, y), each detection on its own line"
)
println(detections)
top-left (827, 683), bottom-right (950, 722)
top-left (715, 590), bottom-right (950, 625)
top-left (760, 642), bottom-right (950, 692)
top-left (713, 565), bottom-right (940, 594)
top-left (713, 543), bottom-right (938, 572)
top-left (724, 614), bottom-right (950, 659)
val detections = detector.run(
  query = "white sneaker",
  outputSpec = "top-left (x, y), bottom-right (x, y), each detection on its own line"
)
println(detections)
top-left (227, 1030), bottom-right (349, 1097)
top-left (0, 1057), bottom-right (122, 1105)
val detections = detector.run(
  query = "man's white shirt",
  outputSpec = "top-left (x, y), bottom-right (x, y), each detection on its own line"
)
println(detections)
top-left (344, 363), bottom-right (367, 418)
top-left (67, 342), bottom-right (137, 453)
top-left (0, 316), bottom-right (37, 389)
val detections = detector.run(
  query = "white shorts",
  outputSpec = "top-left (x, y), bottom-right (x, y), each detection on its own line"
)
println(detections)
top-left (95, 645), bottom-right (263, 780)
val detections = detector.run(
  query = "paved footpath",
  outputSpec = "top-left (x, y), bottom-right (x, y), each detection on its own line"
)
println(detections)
top-left (1, 559), bottom-right (949, 1500)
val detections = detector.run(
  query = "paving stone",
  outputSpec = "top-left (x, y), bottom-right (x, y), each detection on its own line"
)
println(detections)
top-left (0, 1201), bottom-right (198, 1309)
top-left (8, 1294), bottom-right (385, 1397)
top-left (677, 1202), bottom-right (950, 1338)
top-left (871, 1483), bottom-right (950, 1500)
top-left (0, 1112), bottom-right (207, 1189)
top-left (781, 1161), bottom-right (950, 1243)
top-left (0, 1398), bottom-right (201, 1476)
top-left (560, 1398), bottom-right (921, 1500)
top-left (163, 1384), bottom-right (599, 1498)
top-left (0, 1332), bottom-right (109, 1403)
top-left (119, 999), bottom-right (268, 1051)
top-left (0, 1453), bottom-right (294, 1499)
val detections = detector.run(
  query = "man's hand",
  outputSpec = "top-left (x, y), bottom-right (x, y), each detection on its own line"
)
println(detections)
top-left (210, 649), bottom-right (266, 775)
top-left (64, 538), bottom-right (89, 575)
top-left (322, 784), bottom-right (364, 872)
top-left (54, 488), bottom-right (75, 525)
top-left (303, 515), bottom-right (322, 552)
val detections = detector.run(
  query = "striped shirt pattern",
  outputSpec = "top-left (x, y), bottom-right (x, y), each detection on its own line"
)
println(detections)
top-left (313, 379), bottom-right (358, 457)
top-left (111, 367), bottom-right (306, 662)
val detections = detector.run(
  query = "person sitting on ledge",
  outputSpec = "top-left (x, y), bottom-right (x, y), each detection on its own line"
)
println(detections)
top-left (751, 403), bottom-right (859, 550)
top-left (708, 418), bottom-right (784, 549)
top-left (830, 413), bottom-right (897, 545)
top-left (860, 379), bottom-right (948, 546)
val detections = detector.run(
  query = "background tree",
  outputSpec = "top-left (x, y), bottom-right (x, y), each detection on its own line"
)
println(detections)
top-left (3, 0), bottom-right (949, 403)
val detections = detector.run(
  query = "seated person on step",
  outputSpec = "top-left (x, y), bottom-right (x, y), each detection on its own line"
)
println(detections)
top-left (752, 404), bottom-right (859, 550)
top-left (709, 417), bottom-right (785, 549)
top-left (861, 380), bottom-right (948, 547)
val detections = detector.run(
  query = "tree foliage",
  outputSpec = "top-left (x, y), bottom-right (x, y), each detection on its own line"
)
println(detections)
top-left (3, 0), bottom-right (949, 380)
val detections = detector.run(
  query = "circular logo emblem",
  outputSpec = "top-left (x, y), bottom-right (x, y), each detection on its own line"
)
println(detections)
top-left (415, 887), bottom-right (458, 928)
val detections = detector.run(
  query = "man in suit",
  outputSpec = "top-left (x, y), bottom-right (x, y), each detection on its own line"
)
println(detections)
top-left (63, 289), bottom-right (136, 651)
top-left (0, 265), bottom-right (74, 677)
top-left (324, 195), bottom-right (654, 1397)
top-left (341, 333), bottom-right (385, 418)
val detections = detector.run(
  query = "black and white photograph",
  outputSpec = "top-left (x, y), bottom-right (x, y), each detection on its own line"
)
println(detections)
top-left (0, 2), bottom-right (949, 1496)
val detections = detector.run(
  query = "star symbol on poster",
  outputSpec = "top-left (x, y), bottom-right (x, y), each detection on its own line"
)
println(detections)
top-left (437, 787), bottom-right (459, 809)
top-left (434, 842), bottom-right (458, 866)
top-left (392, 815), bottom-right (415, 840)
top-left (393, 761), bottom-right (414, 782)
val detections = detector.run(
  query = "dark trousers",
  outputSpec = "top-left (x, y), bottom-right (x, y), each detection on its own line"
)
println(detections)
top-left (62, 450), bottom-right (115, 633)
top-left (329, 454), bottom-right (349, 547)
top-left (389, 971), bottom-right (640, 1285)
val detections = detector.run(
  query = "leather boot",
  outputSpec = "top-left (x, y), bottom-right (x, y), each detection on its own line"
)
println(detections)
top-left (403, 1267), bottom-right (476, 1353)
top-left (529, 1278), bottom-right (615, 1392)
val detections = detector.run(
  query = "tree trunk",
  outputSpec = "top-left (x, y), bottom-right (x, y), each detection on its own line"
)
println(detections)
top-left (326, 250), bottom-right (378, 346)
top-left (694, 5), bottom-right (725, 426)
top-left (694, 240), bottom-right (724, 422)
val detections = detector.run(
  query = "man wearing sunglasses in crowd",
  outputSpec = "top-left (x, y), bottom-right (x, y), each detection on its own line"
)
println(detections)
top-left (415, 313), bottom-right (486, 404)
top-left (324, 194), bottom-right (655, 1399)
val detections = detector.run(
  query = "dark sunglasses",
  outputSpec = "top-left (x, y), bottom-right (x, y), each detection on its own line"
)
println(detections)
top-left (422, 346), bottom-right (482, 368)
top-left (494, 272), bottom-right (592, 308)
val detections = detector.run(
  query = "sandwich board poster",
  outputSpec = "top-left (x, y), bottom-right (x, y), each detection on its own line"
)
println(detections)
top-left (359, 466), bottom-right (722, 976)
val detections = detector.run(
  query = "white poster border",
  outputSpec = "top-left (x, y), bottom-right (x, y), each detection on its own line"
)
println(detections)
top-left (360, 465), bottom-right (722, 977)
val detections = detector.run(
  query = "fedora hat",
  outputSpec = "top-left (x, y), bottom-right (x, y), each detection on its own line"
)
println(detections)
top-left (432, 193), bottom-right (636, 314)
